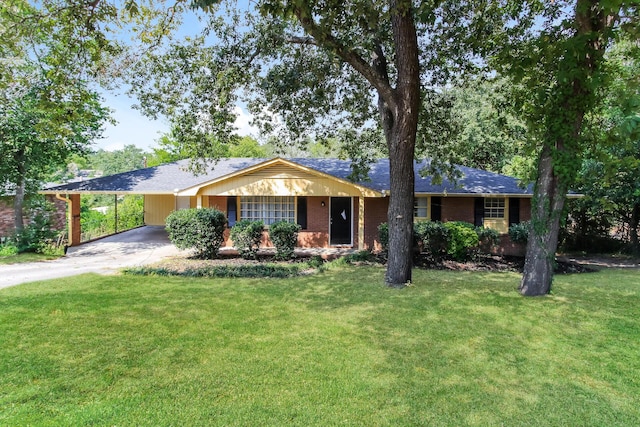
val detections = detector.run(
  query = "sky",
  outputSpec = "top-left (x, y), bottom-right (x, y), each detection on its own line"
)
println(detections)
top-left (97, 91), bottom-right (258, 152)
top-left (96, 5), bottom-right (258, 152)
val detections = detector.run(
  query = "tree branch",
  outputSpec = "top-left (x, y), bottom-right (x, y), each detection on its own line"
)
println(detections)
top-left (291, 5), bottom-right (397, 112)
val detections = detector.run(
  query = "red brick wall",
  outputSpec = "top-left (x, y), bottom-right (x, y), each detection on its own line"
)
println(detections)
top-left (441, 197), bottom-right (475, 223)
top-left (0, 195), bottom-right (67, 237)
top-left (364, 197), bottom-right (389, 251)
top-left (519, 198), bottom-right (531, 222)
top-left (299, 196), bottom-right (330, 247)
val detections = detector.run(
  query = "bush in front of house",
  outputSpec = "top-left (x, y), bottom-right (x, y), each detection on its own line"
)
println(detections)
top-left (166, 208), bottom-right (227, 258)
top-left (377, 222), bottom-right (389, 252)
top-left (443, 221), bottom-right (479, 261)
top-left (230, 220), bottom-right (264, 259)
top-left (268, 220), bottom-right (300, 259)
top-left (476, 226), bottom-right (500, 253)
top-left (508, 221), bottom-right (530, 245)
top-left (414, 220), bottom-right (450, 261)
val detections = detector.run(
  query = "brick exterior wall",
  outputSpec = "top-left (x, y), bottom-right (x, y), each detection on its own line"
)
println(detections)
top-left (0, 195), bottom-right (67, 238)
top-left (519, 198), bottom-right (531, 222)
top-left (205, 194), bottom-right (531, 253)
top-left (441, 197), bottom-right (475, 223)
top-left (364, 197), bottom-right (389, 251)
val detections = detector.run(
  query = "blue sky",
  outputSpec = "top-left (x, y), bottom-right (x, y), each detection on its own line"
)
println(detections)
top-left (96, 5), bottom-right (258, 152)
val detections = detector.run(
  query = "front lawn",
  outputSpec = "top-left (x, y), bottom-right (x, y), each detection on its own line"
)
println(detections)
top-left (1, 266), bottom-right (639, 426)
top-left (0, 252), bottom-right (62, 265)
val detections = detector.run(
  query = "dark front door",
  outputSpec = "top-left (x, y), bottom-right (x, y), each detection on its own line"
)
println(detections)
top-left (330, 197), bottom-right (352, 245)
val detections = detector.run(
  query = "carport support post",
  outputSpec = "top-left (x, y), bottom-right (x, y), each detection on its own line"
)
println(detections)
top-left (358, 195), bottom-right (365, 250)
top-left (69, 194), bottom-right (81, 246)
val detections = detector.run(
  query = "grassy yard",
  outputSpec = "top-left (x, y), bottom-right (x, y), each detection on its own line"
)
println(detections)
top-left (0, 252), bottom-right (61, 265)
top-left (1, 266), bottom-right (639, 426)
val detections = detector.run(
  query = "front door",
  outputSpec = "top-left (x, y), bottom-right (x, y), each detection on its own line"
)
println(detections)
top-left (330, 197), bottom-right (352, 245)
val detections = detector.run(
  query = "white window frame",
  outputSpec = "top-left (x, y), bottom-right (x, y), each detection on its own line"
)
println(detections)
top-left (239, 196), bottom-right (296, 226)
top-left (484, 197), bottom-right (506, 219)
top-left (414, 196), bottom-right (429, 219)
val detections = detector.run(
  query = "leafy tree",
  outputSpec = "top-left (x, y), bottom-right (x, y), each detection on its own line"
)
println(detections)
top-left (128, 0), bottom-right (491, 286)
top-left (489, 0), bottom-right (638, 295)
top-left (0, 76), bottom-right (109, 233)
top-left (88, 145), bottom-right (148, 175)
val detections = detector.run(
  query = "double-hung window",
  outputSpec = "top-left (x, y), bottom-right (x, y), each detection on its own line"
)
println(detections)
top-left (414, 197), bottom-right (428, 219)
top-left (484, 197), bottom-right (505, 219)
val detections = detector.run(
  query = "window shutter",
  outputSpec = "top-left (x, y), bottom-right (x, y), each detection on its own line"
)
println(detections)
top-left (509, 198), bottom-right (520, 225)
top-left (474, 198), bottom-right (484, 227)
top-left (431, 197), bottom-right (442, 221)
top-left (227, 196), bottom-right (237, 227)
top-left (297, 197), bottom-right (307, 230)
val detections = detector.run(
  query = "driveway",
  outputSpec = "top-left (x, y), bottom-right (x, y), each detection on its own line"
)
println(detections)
top-left (0, 226), bottom-right (182, 290)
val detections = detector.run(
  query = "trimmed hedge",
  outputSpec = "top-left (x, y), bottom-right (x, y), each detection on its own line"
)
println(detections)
top-left (230, 220), bottom-right (264, 259)
top-left (269, 220), bottom-right (300, 259)
top-left (443, 221), bottom-right (479, 261)
top-left (165, 208), bottom-right (227, 259)
top-left (508, 221), bottom-right (530, 244)
top-left (414, 220), bottom-right (450, 261)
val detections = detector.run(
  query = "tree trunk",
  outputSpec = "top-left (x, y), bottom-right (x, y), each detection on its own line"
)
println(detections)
top-left (13, 159), bottom-right (27, 234)
top-left (13, 179), bottom-right (26, 234)
top-left (519, 0), bottom-right (615, 296)
top-left (383, 0), bottom-right (420, 287)
top-left (630, 202), bottom-right (640, 256)
top-left (520, 146), bottom-right (569, 296)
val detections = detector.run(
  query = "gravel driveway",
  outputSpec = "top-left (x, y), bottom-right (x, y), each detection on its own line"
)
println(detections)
top-left (0, 226), bottom-right (182, 290)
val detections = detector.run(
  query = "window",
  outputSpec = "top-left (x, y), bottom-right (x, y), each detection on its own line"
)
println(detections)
top-left (484, 197), bottom-right (505, 218)
top-left (240, 196), bottom-right (295, 225)
top-left (414, 197), bottom-right (428, 219)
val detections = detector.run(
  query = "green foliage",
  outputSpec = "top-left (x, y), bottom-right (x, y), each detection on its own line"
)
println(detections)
top-left (230, 220), bottom-right (264, 259)
top-left (80, 195), bottom-right (144, 241)
top-left (268, 220), bottom-right (300, 260)
top-left (508, 222), bottom-right (530, 245)
top-left (342, 250), bottom-right (376, 264)
top-left (165, 208), bottom-right (227, 259)
top-left (443, 221), bottom-right (479, 261)
top-left (377, 222), bottom-right (389, 252)
top-left (0, 244), bottom-right (19, 257)
top-left (10, 196), bottom-right (59, 253)
top-left (476, 226), bottom-right (500, 251)
top-left (125, 263), bottom-right (302, 278)
top-left (414, 221), bottom-right (450, 261)
top-left (87, 145), bottom-right (147, 175)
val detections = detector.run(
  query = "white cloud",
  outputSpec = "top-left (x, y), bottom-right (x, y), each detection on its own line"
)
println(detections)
top-left (232, 106), bottom-right (258, 137)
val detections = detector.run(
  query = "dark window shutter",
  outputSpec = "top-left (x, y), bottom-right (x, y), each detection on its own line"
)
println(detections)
top-left (297, 197), bottom-right (307, 230)
top-left (431, 197), bottom-right (442, 221)
top-left (509, 198), bottom-right (520, 225)
top-left (474, 198), bottom-right (484, 227)
top-left (227, 196), bottom-right (237, 227)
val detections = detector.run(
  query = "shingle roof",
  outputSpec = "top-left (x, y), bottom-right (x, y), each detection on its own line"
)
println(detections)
top-left (43, 157), bottom-right (533, 196)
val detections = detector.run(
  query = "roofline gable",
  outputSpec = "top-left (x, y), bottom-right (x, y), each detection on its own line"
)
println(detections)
top-left (176, 157), bottom-right (383, 197)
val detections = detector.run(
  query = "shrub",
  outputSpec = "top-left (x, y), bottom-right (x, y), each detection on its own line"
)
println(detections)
top-left (166, 208), bottom-right (227, 258)
top-left (230, 220), bottom-right (264, 259)
top-left (377, 222), bottom-right (389, 252)
top-left (414, 220), bottom-right (450, 260)
top-left (269, 220), bottom-right (300, 260)
top-left (476, 226), bottom-right (500, 253)
top-left (443, 221), bottom-right (479, 261)
top-left (0, 244), bottom-right (19, 257)
top-left (509, 221), bottom-right (530, 245)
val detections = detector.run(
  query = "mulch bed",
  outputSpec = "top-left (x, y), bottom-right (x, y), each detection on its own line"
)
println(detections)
top-left (414, 255), bottom-right (597, 274)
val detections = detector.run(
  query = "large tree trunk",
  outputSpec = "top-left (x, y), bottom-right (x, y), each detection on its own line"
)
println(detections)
top-left (13, 159), bottom-right (27, 234)
top-left (520, 146), bottom-right (569, 296)
top-left (519, 0), bottom-right (615, 296)
top-left (13, 179), bottom-right (26, 234)
top-left (383, 0), bottom-right (420, 287)
top-left (630, 202), bottom-right (640, 256)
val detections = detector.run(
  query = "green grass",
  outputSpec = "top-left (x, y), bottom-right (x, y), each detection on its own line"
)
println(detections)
top-left (0, 252), bottom-right (61, 265)
top-left (1, 266), bottom-right (639, 426)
